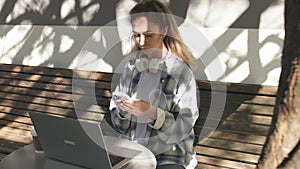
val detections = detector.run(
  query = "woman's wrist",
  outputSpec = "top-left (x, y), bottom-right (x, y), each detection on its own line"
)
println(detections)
top-left (149, 107), bottom-right (165, 129)
top-left (147, 105), bottom-right (157, 120)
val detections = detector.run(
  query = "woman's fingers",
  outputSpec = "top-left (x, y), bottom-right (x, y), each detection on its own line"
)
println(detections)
top-left (115, 98), bottom-right (130, 112)
top-left (124, 99), bottom-right (152, 116)
top-left (116, 98), bottom-right (154, 117)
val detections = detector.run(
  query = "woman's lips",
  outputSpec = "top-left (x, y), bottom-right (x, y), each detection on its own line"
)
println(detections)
top-left (140, 47), bottom-right (148, 52)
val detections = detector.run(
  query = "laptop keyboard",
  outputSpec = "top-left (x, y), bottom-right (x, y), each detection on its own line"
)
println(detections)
top-left (109, 154), bottom-right (126, 166)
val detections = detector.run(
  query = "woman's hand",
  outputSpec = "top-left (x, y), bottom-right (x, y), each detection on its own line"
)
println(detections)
top-left (121, 99), bottom-right (157, 120)
top-left (114, 97), bottom-right (130, 113)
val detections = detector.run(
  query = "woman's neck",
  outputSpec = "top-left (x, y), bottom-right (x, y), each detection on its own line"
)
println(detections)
top-left (147, 46), bottom-right (168, 59)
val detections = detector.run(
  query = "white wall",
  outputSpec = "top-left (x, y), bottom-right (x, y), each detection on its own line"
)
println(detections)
top-left (0, 0), bottom-right (284, 86)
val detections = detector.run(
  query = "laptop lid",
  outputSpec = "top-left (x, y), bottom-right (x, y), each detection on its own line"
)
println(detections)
top-left (29, 112), bottom-right (139, 169)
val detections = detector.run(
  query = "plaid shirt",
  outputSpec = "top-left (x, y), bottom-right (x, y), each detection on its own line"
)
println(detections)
top-left (109, 53), bottom-right (199, 168)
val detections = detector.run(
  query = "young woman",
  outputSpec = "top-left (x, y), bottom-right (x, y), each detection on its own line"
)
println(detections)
top-left (109, 0), bottom-right (199, 168)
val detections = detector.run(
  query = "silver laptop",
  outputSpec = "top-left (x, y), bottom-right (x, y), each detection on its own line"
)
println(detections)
top-left (29, 112), bottom-right (141, 169)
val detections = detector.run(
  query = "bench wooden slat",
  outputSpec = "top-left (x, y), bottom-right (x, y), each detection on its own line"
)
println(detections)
top-left (218, 120), bottom-right (270, 135)
top-left (0, 102), bottom-right (104, 122)
top-left (0, 64), bottom-right (113, 82)
top-left (0, 126), bottom-right (32, 142)
top-left (0, 79), bottom-right (111, 100)
top-left (0, 90), bottom-right (110, 111)
top-left (0, 119), bottom-right (32, 131)
top-left (199, 90), bottom-right (276, 106)
top-left (195, 129), bottom-right (267, 145)
top-left (199, 112), bottom-right (272, 125)
top-left (0, 112), bottom-right (31, 124)
top-left (0, 89), bottom-right (106, 110)
top-left (0, 138), bottom-right (27, 148)
top-left (202, 103), bottom-right (275, 116)
top-left (199, 138), bottom-right (263, 154)
top-left (196, 155), bottom-right (256, 169)
top-left (196, 80), bottom-right (277, 96)
top-left (0, 64), bottom-right (75, 78)
top-left (196, 119), bottom-right (271, 135)
top-left (196, 145), bottom-right (259, 163)
top-left (196, 163), bottom-right (236, 169)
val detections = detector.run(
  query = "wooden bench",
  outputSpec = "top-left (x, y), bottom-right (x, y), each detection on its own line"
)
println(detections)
top-left (0, 63), bottom-right (277, 169)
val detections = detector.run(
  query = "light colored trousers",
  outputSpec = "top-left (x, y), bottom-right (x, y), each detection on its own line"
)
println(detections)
top-left (122, 151), bottom-right (197, 169)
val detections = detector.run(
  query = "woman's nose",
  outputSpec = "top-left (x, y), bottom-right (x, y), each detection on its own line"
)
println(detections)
top-left (139, 35), bottom-right (145, 47)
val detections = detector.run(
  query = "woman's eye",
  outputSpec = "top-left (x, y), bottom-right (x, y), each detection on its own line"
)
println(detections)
top-left (132, 33), bottom-right (153, 38)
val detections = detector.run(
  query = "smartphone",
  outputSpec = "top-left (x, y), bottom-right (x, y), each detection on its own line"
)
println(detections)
top-left (112, 91), bottom-right (130, 100)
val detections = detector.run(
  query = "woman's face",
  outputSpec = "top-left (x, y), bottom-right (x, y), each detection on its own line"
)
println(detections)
top-left (131, 16), bottom-right (167, 58)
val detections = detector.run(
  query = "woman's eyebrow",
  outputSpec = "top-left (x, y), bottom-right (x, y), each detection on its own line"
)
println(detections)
top-left (132, 30), bottom-right (153, 34)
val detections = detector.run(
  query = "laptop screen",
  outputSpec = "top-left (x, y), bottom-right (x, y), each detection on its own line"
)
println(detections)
top-left (29, 112), bottom-right (139, 169)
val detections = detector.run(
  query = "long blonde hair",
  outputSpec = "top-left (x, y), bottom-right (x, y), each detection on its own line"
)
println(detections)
top-left (129, 0), bottom-right (195, 68)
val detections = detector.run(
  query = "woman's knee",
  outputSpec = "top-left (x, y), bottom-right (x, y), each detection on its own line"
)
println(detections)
top-left (122, 156), bottom-right (156, 169)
